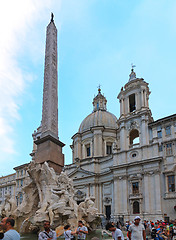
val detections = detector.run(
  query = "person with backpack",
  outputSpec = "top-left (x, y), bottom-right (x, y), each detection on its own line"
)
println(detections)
top-left (38, 220), bottom-right (57, 240)
top-left (151, 225), bottom-right (157, 239)
top-left (64, 224), bottom-right (76, 240)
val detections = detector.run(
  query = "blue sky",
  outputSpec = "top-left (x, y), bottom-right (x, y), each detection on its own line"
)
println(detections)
top-left (0, 0), bottom-right (176, 176)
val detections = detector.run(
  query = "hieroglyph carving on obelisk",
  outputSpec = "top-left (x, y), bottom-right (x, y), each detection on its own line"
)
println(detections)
top-left (41, 15), bottom-right (58, 138)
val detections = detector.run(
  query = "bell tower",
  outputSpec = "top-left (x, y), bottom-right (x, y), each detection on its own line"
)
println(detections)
top-left (31, 13), bottom-right (65, 173)
top-left (118, 66), bottom-right (152, 118)
top-left (117, 67), bottom-right (153, 151)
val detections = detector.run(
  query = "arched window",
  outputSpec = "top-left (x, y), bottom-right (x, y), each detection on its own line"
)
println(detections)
top-left (129, 129), bottom-right (139, 145)
top-left (133, 201), bottom-right (140, 214)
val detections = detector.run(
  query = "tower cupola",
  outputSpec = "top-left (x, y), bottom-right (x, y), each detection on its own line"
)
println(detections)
top-left (118, 67), bottom-right (152, 119)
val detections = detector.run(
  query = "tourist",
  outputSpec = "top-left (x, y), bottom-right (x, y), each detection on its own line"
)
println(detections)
top-left (161, 228), bottom-right (168, 240)
top-left (173, 220), bottom-right (176, 240)
top-left (0, 217), bottom-right (20, 240)
top-left (38, 220), bottom-right (57, 240)
top-left (64, 224), bottom-right (76, 240)
top-left (106, 222), bottom-right (124, 240)
top-left (151, 225), bottom-right (157, 239)
top-left (128, 216), bottom-right (146, 240)
top-left (76, 220), bottom-right (88, 240)
top-left (156, 224), bottom-right (164, 240)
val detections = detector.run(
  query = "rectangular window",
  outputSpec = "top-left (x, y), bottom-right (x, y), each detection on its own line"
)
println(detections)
top-left (168, 175), bottom-right (175, 192)
top-left (132, 182), bottom-right (139, 194)
top-left (129, 94), bottom-right (136, 112)
top-left (166, 126), bottom-right (171, 136)
top-left (158, 144), bottom-right (163, 152)
top-left (157, 126), bottom-right (162, 138)
top-left (166, 143), bottom-right (172, 156)
top-left (86, 145), bottom-right (91, 157)
top-left (106, 144), bottom-right (112, 155)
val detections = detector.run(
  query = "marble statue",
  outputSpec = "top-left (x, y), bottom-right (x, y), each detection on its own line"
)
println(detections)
top-left (0, 194), bottom-right (16, 217)
top-left (0, 161), bottom-right (100, 233)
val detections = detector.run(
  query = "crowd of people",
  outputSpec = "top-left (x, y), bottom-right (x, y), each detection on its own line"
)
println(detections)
top-left (0, 216), bottom-right (175, 240)
top-left (105, 217), bottom-right (176, 240)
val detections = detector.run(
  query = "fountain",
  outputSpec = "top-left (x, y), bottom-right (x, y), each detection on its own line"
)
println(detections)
top-left (0, 161), bottom-right (100, 234)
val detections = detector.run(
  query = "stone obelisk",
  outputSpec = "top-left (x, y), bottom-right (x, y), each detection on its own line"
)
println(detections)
top-left (34, 13), bottom-right (65, 173)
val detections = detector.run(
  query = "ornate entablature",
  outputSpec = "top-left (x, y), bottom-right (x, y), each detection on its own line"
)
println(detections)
top-left (143, 169), bottom-right (160, 176)
top-left (128, 173), bottom-right (143, 180)
top-left (116, 175), bottom-right (128, 180)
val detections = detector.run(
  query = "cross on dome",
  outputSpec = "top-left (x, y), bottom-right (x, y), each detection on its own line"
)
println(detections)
top-left (97, 84), bottom-right (101, 93)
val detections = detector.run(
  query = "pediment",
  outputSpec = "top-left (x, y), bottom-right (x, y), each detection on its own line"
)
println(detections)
top-left (68, 167), bottom-right (95, 179)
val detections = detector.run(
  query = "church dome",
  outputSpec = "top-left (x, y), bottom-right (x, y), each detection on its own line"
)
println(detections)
top-left (78, 87), bottom-right (118, 133)
top-left (79, 110), bottom-right (117, 133)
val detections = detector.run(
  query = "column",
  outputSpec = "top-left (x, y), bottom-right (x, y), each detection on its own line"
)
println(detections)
top-left (114, 178), bottom-right (119, 214)
top-left (136, 93), bottom-right (139, 110)
top-left (155, 173), bottom-right (162, 213)
top-left (90, 141), bottom-right (93, 157)
top-left (141, 117), bottom-right (146, 145)
top-left (99, 183), bottom-right (103, 213)
top-left (78, 140), bottom-right (82, 159)
top-left (141, 91), bottom-right (144, 108)
top-left (122, 178), bottom-right (128, 214)
top-left (143, 90), bottom-right (146, 107)
top-left (144, 174), bottom-right (150, 213)
top-left (120, 123), bottom-right (126, 151)
top-left (104, 140), bottom-right (106, 156)
top-left (120, 99), bottom-right (122, 116)
top-left (121, 98), bottom-right (125, 116)
top-left (94, 134), bottom-right (98, 156)
top-left (126, 98), bottom-right (129, 113)
top-left (111, 181), bottom-right (114, 217)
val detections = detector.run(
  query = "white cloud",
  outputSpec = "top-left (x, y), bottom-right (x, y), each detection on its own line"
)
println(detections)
top-left (0, 0), bottom-right (61, 164)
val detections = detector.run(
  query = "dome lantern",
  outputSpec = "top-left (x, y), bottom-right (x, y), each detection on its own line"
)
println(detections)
top-left (92, 87), bottom-right (107, 112)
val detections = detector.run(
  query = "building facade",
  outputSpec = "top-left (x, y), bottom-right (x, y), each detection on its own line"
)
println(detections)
top-left (65, 69), bottom-right (176, 222)
top-left (0, 164), bottom-right (29, 208)
top-left (0, 174), bottom-right (16, 205)
top-left (0, 16), bottom-right (175, 223)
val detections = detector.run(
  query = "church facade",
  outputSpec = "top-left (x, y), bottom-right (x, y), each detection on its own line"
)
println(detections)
top-left (64, 69), bottom-right (176, 222)
top-left (0, 15), bottom-right (175, 223)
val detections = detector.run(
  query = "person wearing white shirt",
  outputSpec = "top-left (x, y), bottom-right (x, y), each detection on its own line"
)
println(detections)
top-left (106, 222), bottom-right (124, 240)
top-left (128, 216), bottom-right (146, 240)
top-left (64, 224), bottom-right (76, 240)
top-left (0, 217), bottom-right (20, 240)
